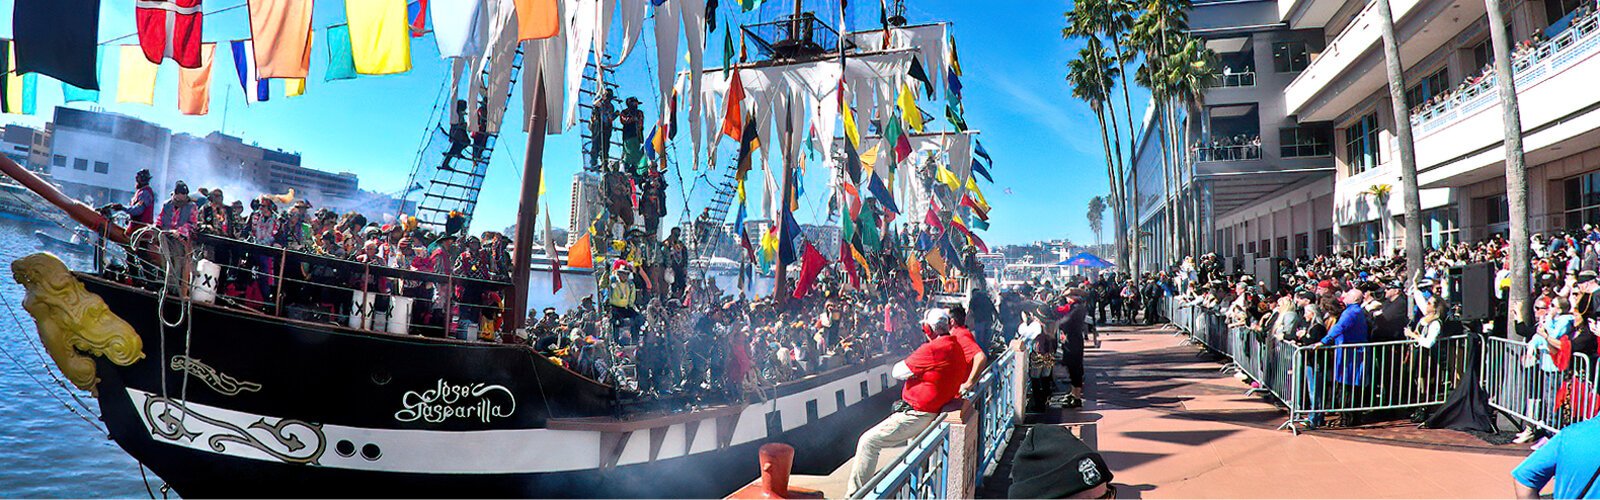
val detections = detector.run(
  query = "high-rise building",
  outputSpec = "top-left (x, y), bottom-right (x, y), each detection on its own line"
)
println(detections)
top-left (567, 171), bottom-right (603, 245)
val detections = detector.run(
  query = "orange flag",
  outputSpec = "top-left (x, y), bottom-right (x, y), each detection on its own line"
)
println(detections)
top-left (515, 0), bottom-right (560, 40)
top-left (721, 70), bottom-right (745, 141)
top-left (566, 232), bottom-right (594, 269)
top-left (248, 0), bottom-right (314, 78)
top-left (906, 255), bottom-right (924, 300)
top-left (178, 44), bottom-right (216, 116)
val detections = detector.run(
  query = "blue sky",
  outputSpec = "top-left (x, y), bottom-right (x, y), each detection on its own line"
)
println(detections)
top-left (0, 0), bottom-right (1148, 247)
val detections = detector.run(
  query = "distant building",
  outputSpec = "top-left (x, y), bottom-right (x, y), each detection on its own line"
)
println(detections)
top-left (168, 132), bottom-right (364, 212)
top-left (1, 124), bottom-right (51, 173)
top-left (47, 107), bottom-right (172, 206)
top-left (800, 224), bottom-right (843, 261)
top-left (567, 171), bottom-right (603, 245)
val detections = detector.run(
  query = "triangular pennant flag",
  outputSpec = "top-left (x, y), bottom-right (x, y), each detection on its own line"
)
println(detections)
top-left (947, 68), bottom-right (963, 99)
top-left (14, 0), bottom-right (101, 90)
top-left (936, 164), bottom-right (960, 192)
top-left (780, 207), bottom-right (803, 266)
top-left (841, 84), bottom-right (861, 149)
top-left (946, 101), bottom-right (968, 132)
top-left (841, 235), bottom-right (859, 288)
top-left (971, 159), bottom-right (992, 183)
top-left (975, 140), bottom-right (993, 168)
top-left (721, 69), bottom-right (745, 140)
top-left (949, 34), bottom-right (962, 76)
top-left (791, 242), bottom-right (827, 299)
top-left (867, 173), bottom-right (899, 214)
top-left (840, 180), bottom-right (863, 220)
top-left (567, 233), bottom-right (594, 269)
top-left (966, 176), bottom-right (990, 212)
top-left (923, 208), bottom-right (944, 232)
top-left (908, 55), bottom-right (934, 99)
top-left (969, 216), bottom-right (989, 231)
top-left (544, 206), bottom-right (563, 293)
top-left (897, 83), bottom-right (924, 132)
top-left (906, 255), bottom-right (925, 299)
top-left (722, 23), bottom-right (735, 76)
top-left (960, 194), bottom-right (988, 221)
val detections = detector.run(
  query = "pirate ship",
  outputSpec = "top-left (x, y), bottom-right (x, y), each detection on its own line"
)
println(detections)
top-left (4, 0), bottom-right (995, 496)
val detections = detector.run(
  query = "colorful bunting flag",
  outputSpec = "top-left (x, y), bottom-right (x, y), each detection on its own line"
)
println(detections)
top-left (841, 235), bottom-right (859, 288)
top-left (780, 207), bottom-right (803, 266)
top-left (936, 164), bottom-right (960, 192)
top-left (923, 208), bottom-right (944, 232)
top-left (908, 55), bottom-right (934, 99)
top-left (966, 176), bottom-right (990, 212)
top-left (408, 0), bottom-right (429, 37)
top-left (249, 0), bottom-right (314, 78)
top-left (946, 102), bottom-right (967, 132)
top-left (975, 140), bottom-right (993, 168)
top-left (13, 0), bottom-right (101, 90)
top-left (0, 42), bottom-right (37, 114)
top-left (897, 83), bottom-right (924, 132)
top-left (567, 233), bottom-right (594, 269)
top-left (721, 69), bottom-right (745, 140)
top-left (947, 68), bottom-right (963, 99)
top-left (230, 40), bottom-right (272, 103)
top-left (135, 0), bottom-right (204, 68)
top-left (515, 0), bottom-right (561, 40)
top-left (346, 0), bottom-right (413, 75)
top-left (791, 242), bottom-right (827, 299)
top-left (906, 255), bottom-right (925, 299)
top-left (116, 44), bottom-right (160, 106)
top-left (178, 43), bottom-right (216, 115)
top-left (286, 78), bottom-right (306, 98)
top-left (949, 35), bottom-right (962, 76)
top-left (972, 159), bottom-right (992, 182)
top-left (969, 216), bottom-right (989, 231)
top-left (960, 194), bottom-right (988, 221)
top-left (867, 173), bottom-right (899, 214)
top-left (325, 24), bottom-right (358, 81)
top-left (841, 85), bottom-right (861, 149)
top-left (62, 81), bottom-right (99, 103)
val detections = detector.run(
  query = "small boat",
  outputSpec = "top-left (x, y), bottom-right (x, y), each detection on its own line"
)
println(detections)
top-left (32, 228), bottom-right (93, 254)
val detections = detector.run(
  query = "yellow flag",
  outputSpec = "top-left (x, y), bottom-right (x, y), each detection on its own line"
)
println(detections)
top-left (936, 164), bottom-right (960, 192)
top-left (286, 78), bottom-right (306, 97)
top-left (346, 0), bottom-right (412, 75)
top-left (898, 83), bottom-right (923, 132)
top-left (538, 168), bottom-right (547, 195)
top-left (860, 143), bottom-right (879, 171)
top-left (116, 45), bottom-right (159, 105)
top-left (966, 176), bottom-right (990, 212)
top-left (841, 102), bottom-right (861, 149)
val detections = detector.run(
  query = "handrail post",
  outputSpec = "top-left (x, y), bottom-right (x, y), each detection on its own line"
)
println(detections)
top-left (274, 246), bottom-right (288, 315)
top-left (1010, 341), bottom-right (1027, 423)
top-left (942, 398), bottom-right (978, 500)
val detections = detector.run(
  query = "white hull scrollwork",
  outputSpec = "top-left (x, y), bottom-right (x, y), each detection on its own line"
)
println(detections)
top-left (133, 391), bottom-right (325, 466)
top-left (169, 355), bottom-right (263, 396)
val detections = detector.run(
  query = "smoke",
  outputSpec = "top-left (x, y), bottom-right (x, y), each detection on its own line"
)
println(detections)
top-left (163, 135), bottom-right (271, 206)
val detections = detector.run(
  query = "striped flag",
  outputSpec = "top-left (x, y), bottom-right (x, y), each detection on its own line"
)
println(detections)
top-left (231, 40), bottom-right (271, 103)
top-left (0, 41), bottom-right (38, 114)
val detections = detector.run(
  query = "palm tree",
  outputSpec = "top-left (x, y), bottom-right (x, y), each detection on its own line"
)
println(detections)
top-left (1069, 51), bottom-right (1131, 273)
top-left (1167, 37), bottom-right (1218, 257)
top-left (1066, 13), bottom-right (1139, 272)
top-left (1364, 183), bottom-right (1393, 252)
top-left (1130, 0), bottom-right (1191, 267)
top-left (1088, 195), bottom-right (1107, 247)
top-left (1375, 0), bottom-right (1425, 294)
top-left (1483, 0), bottom-right (1532, 330)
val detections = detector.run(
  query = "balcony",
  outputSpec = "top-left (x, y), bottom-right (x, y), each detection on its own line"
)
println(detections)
top-left (1414, 11), bottom-right (1600, 186)
top-left (1284, 0), bottom-right (1485, 121)
top-left (1196, 143), bottom-right (1263, 162)
top-left (1210, 71), bottom-right (1257, 88)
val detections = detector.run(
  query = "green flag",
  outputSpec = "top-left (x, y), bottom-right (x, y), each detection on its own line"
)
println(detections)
top-left (946, 101), bottom-right (967, 132)
top-left (860, 205), bottom-right (881, 252)
top-left (722, 24), bottom-right (735, 76)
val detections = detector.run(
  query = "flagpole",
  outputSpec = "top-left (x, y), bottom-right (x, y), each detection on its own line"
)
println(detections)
top-left (509, 75), bottom-right (550, 332)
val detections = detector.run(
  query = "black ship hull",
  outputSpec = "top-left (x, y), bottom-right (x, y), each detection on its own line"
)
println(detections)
top-left (82, 275), bottom-right (905, 498)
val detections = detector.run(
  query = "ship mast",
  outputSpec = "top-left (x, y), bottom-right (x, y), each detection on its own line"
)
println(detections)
top-left (508, 76), bottom-right (550, 331)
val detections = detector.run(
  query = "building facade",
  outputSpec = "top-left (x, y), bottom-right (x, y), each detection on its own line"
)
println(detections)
top-left (2, 124), bottom-right (51, 174)
top-left (47, 107), bottom-right (172, 206)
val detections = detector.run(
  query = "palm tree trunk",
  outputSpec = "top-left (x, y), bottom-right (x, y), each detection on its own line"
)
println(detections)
top-left (1486, 0), bottom-right (1533, 332)
top-left (1095, 110), bottom-right (1130, 273)
top-left (1376, 0), bottom-right (1426, 300)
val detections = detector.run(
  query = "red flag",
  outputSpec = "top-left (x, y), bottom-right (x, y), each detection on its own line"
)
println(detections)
top-left (721, 70), bottom-right (745, 141)
top-left (409, 0), bottom-right (429, 37)
top-left (841, 236), bottom-right (859, 288)
top-left (840, 181), bottom-right (863, 220)
top-left (136, 0), bottom-right (204, 68)
top-left (923, 208), bottom-right (944, 231)
top-left (960, 194), bottom-right (989, 221)
top-left (791, 242), bottom-right (828, 299)
top-left (906, 255), bottom-right (925, 300)
top-left (950, 220), bottom-right (989, 253)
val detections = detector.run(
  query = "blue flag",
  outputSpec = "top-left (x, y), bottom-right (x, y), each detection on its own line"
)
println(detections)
top-left (972, 159), bottom-right (992, 183)
top-left (866, 173), bottom-right (899, 214)
top-left (780, 208), bottom-right (804, 266)
top-left (975, 140), bottom-right (992, 168)
top-left (946, 68), bottom-right (962, 99)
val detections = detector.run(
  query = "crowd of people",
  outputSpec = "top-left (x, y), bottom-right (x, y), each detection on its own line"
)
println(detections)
top-left (1408, 10), bottom-right (1600, 122)
top-left (1192, 134), bottom-right (1262, 161)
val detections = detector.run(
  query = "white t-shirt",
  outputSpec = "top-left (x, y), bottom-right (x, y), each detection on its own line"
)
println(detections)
top-left (1018, 320), bottom-right (1043, 341)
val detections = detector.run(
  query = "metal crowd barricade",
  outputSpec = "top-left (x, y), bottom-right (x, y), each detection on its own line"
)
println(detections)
top-left (1284, 335), bottom-right (1469, 430)
top-left (972, 345), bottom-right (1021, 485)
top-left (854, 421), bottom-right (951, 499)
top-left (1482, 336), bottom-right (1600, 433)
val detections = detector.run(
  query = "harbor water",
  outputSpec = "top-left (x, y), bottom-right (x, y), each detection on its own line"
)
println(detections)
top-left (0, 218), bottom-right (150, 497)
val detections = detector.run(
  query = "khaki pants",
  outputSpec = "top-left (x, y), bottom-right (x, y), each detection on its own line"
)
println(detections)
top-left (846, 409), bottom-right (939, 496)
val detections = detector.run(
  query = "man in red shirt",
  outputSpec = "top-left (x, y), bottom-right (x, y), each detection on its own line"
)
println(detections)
top-left (847, 308), bottom-right (973, 495)
top-left (947, 304), bottom-right (989, 394)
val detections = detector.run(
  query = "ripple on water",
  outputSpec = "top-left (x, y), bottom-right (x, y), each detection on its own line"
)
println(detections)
top-left (0, 219), bottom-right (157, 497)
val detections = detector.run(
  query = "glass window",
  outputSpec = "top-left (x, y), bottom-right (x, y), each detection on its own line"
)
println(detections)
top-left (1295, 233), bottom-right (1310, 259)
top-left (1562, 173), bottom-right (1600, 229)
top-left (1472, 39), bottom-right (1493, 70)
top-left (73, 158), bottom-right (88, 171)
top-left (51, 154), bottom-right (64, 166)
top-left (1405, 68), bottom-right (1451, 109)
top-left (93, 161), bottom-right (109, 174)
top-left (1273, 41), bottom-right (1312, 73)
top-left (1247, 241), bottom-right (1256, 254)
top-left (1280, 125), bottom-right (1333, 158)
top-left (1420, 206), bottom-right (1460, 250)
top-left (1318, 228), bottom-right (1334, 255)
top-left (1276, 236), bottom-right (1289, 257)
top-left (1344, 113), bottom-right (1381, 174)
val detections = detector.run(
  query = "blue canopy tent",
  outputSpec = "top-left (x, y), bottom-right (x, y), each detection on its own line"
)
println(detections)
top-left (1058, 252), bottom-right (1113, 268)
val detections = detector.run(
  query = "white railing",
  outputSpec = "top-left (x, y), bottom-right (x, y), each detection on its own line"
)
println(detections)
top-left (1211, 71), bottom-right (1257, 88)
top-left (1411, 11), bottom-right (1600, 133)
top-left (1482, 335), bottom-right (1599, 433)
